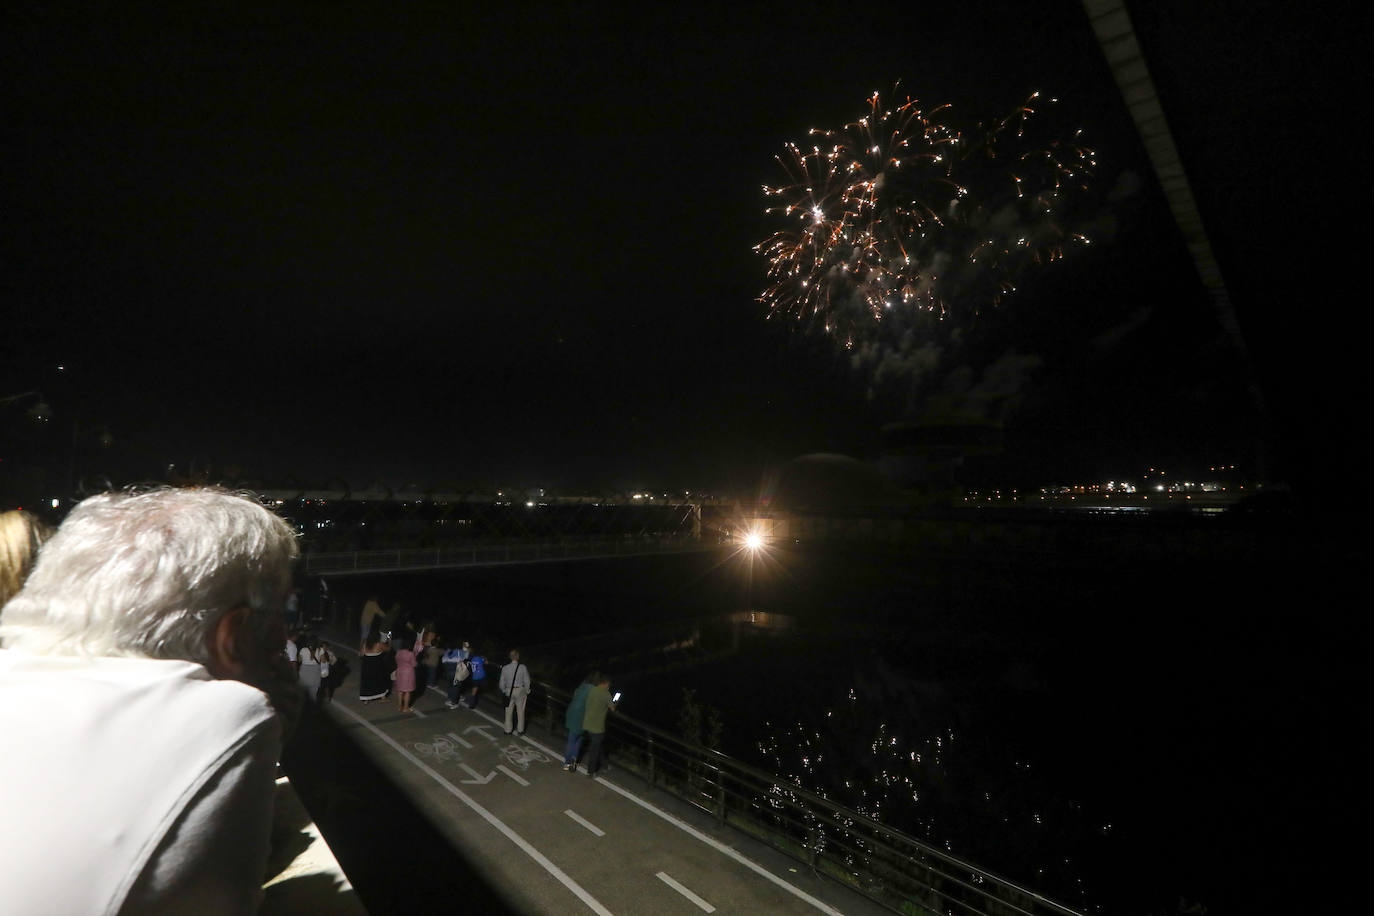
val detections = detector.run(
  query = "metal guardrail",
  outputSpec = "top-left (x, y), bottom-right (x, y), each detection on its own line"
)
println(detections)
top-left (302, 536), bottom-right (719, 576)
top-left (527, 679), bottom-right (1085, 916)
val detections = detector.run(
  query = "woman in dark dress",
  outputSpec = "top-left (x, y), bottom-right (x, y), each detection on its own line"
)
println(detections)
top-left (358, 621), bottom-right (390, 703)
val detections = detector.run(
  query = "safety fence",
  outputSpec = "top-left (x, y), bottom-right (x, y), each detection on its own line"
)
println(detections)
top-left (528, 680), bottom-right (1085, 916)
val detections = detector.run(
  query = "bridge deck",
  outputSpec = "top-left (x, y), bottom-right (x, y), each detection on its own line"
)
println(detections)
top-left (303, 538), bottom-right (721, 577)
top-left (308, 638), bottom-right (887, 915)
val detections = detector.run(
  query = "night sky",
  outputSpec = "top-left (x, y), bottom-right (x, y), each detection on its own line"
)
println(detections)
top-left (3, 2), bottom-right (1363, 495)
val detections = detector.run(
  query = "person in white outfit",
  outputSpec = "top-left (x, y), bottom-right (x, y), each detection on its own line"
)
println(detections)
top-left (500, 648), bottom-right (531, 735)
top-left (0, 487), bottom-right (300, 916)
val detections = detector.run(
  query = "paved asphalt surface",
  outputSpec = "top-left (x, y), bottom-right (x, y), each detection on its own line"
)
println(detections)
top-left (283, 635), bottom-right (891, 916)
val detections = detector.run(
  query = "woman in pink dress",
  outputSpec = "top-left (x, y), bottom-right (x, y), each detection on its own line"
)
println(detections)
top-left (393, 639), bottom-right (418, 713)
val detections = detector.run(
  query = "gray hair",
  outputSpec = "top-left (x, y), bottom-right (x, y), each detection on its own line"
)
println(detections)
top-left (0, 488), bottom-right (298, 664)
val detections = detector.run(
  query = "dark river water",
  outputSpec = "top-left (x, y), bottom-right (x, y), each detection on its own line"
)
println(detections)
top-left (315, 519), bottom-right (1360, 915)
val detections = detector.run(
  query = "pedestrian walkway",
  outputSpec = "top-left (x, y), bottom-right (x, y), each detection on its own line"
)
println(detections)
top-left (312, 638), bottom-right (890, 916)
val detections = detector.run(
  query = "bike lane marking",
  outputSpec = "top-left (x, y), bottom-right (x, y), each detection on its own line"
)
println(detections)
top-left (656, 871), bottom-right (716, 913)
top-left (564, 809), bottom-right (605, 837)
top-left (334, 638), bottom-right (843, 914)
top-left (435, 687), bottom-right (846, 914)
top-left (593, 773), bottom-right (845, 915)
top-left (331, 701), bottom-right (614, 916)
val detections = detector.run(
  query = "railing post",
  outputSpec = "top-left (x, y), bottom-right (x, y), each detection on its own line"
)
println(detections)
top-left (715, 766), bottom-right (726, 824)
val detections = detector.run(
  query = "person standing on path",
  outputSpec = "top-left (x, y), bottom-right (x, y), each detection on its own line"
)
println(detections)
top-left (393, 636), bottom-right (417, 713)
top-left (359, 595), bottom-right (383, 645)
top-left (581, 675), bottom-right (616, 778)
top-left (500, 649), bottom-right (531, 735)
top-left (562, 671), bottom-right (598, 771)
top-left (416, 627), bottom-right (439, 694)
top-left (297, 634), bottom-right (322, 697)
top-left (284, 628), bottom-right (299, 673)
top-left (358, 622), bottom-right (390, 704)
top-left (465, 649), bottom-right (487, 709)
top-left (316, 642), bottom-right (338, 703)
top-left (442, 639), bottom-right (471, 708)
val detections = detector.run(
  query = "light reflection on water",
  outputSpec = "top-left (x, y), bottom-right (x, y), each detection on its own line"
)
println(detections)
top-left (747, 652), bottom-right (1108, 913)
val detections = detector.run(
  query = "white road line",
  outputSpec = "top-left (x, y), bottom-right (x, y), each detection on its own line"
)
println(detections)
top-left (444, 731), bottom-right (474, 749)
top-left (595, 777), bottom-right (845, 915)
top-left (331, 637), bottom-right (841, 914)
top-left (496, 764), bottom-right (530, 786)
top-left (331, 703), bottom-right (614, 916)
top-left (656, 872), bottom-right (716, 913)
top-left (564, 809), bottom-right (606, 837)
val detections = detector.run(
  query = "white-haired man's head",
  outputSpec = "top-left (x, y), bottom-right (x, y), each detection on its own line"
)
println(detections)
top-left (0, 488), bottom-right (298, 677)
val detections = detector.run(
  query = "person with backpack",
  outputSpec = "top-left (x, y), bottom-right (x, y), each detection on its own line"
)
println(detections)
top-left (465, 649), bottom-right (487, 709)
top-left (443, 640), bottom-right (471, 710)
top-left (499, 649), bottom-right (531, 735)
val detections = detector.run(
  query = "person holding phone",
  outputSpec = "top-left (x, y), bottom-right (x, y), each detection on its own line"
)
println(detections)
top-left (581, 675), bottom-right (616, 778)
top-left (562, 670), bottom-right (599, 771)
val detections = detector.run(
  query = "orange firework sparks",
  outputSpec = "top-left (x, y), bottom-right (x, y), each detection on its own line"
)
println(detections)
top-left (755, 86), bottom-right (1096, 338)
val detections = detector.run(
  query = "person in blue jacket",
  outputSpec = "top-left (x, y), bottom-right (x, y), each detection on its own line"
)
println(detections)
top-left (465, 649), bottom-right (487, 709)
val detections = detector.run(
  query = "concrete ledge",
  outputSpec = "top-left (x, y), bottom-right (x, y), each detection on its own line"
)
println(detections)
top-left (261, 776), bottom-right (367, 915)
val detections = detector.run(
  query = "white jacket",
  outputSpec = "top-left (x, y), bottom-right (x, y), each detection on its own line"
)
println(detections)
top-left (0, 651), bottom-right (281, 916)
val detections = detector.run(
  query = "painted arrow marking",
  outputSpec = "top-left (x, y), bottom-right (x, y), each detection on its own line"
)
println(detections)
top-left (459, 764), bottom-right (496, 785)
top-left (444, 731), bottom-right (474, 749)
top-left (459, 763), bottom-right (531, 786)
top-left (465, 724), bottom-right (498, 742)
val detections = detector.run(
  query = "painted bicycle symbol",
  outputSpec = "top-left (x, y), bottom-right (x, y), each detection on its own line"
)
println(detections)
top-left (413, 735), bottom-right (464, 763)
top-left (499, 742), bottom-right (550, 770)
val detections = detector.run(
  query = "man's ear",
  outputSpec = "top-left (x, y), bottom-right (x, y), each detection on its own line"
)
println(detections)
top-left (206, 605), bottom-right (253, 679)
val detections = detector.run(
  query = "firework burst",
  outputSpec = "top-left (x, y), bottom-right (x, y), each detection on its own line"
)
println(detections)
top-left (756, 87), bottom-right (1096, 343)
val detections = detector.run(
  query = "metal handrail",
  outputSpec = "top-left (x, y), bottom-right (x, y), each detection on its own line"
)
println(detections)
top-left (530, 678), bottom-right (1085, 916)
